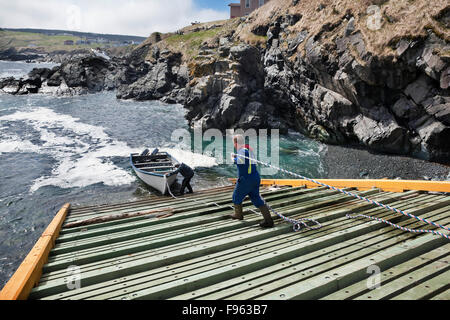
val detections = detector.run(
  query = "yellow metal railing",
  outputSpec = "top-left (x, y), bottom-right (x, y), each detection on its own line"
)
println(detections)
top-left (229, 178), bottom-right (450, 193)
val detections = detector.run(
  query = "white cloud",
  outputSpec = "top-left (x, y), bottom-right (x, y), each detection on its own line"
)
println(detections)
top-left (0, 0), bottom-right (229, 37)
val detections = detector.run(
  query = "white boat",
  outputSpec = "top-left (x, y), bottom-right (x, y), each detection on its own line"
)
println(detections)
top-left (130, 149), bottom-right (179, 194)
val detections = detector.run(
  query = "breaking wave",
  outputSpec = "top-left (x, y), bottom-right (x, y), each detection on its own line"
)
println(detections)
top-left (0, 107), bottom-right (136, 191)
top-left (0, 107), bottom-right (218, 192)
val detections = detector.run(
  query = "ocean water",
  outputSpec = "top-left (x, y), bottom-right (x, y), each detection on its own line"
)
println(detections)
top-left (0, 61), bottom-right (326, 287)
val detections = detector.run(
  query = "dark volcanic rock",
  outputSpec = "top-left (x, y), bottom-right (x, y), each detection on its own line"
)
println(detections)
top-left (0, 77), bottom-right (21, 94)
top-left (0, 47), bottom-right (41, 61)
top-left (181, 43), bottom-right (291, 132)
top-left (253, 26), bottom-right (450, 163)
top-left (0, 55), bottom-right (125, 96)
top-left (116, 51), bottom-right (187, 102)
top-left (59, 56), bottom-right (110, 90)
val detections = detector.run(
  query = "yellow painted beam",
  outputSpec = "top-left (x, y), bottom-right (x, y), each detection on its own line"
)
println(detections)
top-left (0, 203), bottom-right (71, 300)
top-left (228, 178), bottom-right (450, 193)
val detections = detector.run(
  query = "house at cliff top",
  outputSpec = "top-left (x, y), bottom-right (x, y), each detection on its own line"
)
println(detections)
top-left (229, 0), bottom-right (270, 18)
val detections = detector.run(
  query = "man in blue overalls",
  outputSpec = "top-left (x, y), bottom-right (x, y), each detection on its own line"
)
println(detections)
top-left (229, 134), bottom-right (274, 228)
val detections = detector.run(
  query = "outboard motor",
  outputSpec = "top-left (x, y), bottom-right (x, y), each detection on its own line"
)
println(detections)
top-left (140, 149), bottom-right (150, 156)
top-left (150, 148), bottom-right (159, 155)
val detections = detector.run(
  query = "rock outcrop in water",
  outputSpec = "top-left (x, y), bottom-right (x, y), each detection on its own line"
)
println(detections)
top-left (116, 48), bottom-right (189, 103)
top-left (1, 0), bottom-right (449, 163)
top-left (0, 47), bottom-right (42, 61)
top-left (184, 43), bottom-right (290, 133)
top-left (0, 55), bottom-right (127, 96)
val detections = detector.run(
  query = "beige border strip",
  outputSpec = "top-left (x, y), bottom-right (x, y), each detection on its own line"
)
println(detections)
top-left (0, 203), bottom-right (70, 300)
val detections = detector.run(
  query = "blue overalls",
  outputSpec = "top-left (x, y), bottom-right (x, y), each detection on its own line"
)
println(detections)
top-left (232, 147), bottom-right (265, 208)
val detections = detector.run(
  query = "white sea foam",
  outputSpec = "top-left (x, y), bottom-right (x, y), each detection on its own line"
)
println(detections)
top-left (0, 107), bottom-right (139, 192)
top-left (160, 147), bottom-right (218, 169)
top-left (0, 107), bottom-right (218, 192)
top-left (0, 138), bottom-right (41, 154)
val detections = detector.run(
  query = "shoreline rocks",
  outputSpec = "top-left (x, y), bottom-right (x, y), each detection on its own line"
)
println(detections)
top-left (0, 55), bottom-right (127, 96)
top-left (324, 143), bottom-right (449, 181)
top-left (0, 47), bottom-right (43, 61)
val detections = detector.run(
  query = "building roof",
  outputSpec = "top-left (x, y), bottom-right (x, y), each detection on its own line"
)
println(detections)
top-left (23, 183), bottom-right (450, 300)
top-left (228, 3), bottom-right (241, 6)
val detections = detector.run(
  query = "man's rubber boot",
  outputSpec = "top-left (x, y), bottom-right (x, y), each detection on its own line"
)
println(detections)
top-left (230, 204), bottom-right (244, 220)
top-left (258, 205), bottom-right (274, 228)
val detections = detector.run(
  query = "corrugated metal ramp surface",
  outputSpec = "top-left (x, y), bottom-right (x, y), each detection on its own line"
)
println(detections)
top-left (29, 185), bottom-right (450, 300)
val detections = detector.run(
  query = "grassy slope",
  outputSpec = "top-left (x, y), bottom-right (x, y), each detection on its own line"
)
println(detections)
top-left (135, 0), bottom-right (448, 65)
top-left (135, 19), bottom-right (242, 63)
top-left (237, 0), bottom-right (449, 57)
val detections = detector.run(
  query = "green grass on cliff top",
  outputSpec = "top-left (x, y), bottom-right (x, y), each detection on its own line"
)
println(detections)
top-left (163, 28), bottom-right (224, 59)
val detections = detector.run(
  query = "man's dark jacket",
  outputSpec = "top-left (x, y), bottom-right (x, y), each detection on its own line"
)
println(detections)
top-left (174, 163), bottom-right (194, 178)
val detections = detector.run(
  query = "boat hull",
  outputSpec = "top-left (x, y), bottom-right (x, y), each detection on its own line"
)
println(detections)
top-left (134, 170), bottom-right (177, 194)
top-left (130, 150), bottom-right (179, 194)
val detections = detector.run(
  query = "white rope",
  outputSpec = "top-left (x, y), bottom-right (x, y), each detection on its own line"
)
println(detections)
top-left (165, 180), bottom-right (259, 214)
top-left (232, 152), bottom-right (450, 240)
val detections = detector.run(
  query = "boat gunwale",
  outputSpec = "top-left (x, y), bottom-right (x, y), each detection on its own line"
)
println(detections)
top-left (130, 153), bottom-right (178, 178)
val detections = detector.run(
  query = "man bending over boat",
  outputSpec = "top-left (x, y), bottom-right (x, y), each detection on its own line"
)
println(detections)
top-left (173, 163), bottom-right (194, 196)
top-left (230, 134), bottom-right (274, 228)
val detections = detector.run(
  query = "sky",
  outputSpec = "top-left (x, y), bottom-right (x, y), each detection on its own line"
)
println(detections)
top-left (0, 0), bottom-right (236, 37)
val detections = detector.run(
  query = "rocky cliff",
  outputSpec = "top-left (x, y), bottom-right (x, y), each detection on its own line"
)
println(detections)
top-left (1, 0), bottom-right (449, 163)
top-left (131, 0), bottom-right (450, 162)
top-left (113, 0), bottom-right (450, 163)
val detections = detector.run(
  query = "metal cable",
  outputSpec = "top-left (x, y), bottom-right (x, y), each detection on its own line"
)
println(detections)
top-left (232, 153), bottom-right (450, 240)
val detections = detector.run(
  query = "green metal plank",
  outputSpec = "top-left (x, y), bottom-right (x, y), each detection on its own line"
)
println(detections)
top-left (59, 187), bottom-right (324, 235)
top-left (354, 250), bottom-right (449, 299)
top-left (52, 188), bottom-right (384, 257)
top-left (44, 188), bottom-right (374, 271)
top-left (191, 206), bottom-right (449, 300)
top-left (62, 186), bottom-right (304, 224)
top-left (54, 187), bottom-right (347, 247)
top-left (320, 243), bottom-right (450, 300)
top-left (56, 202), bottom-right (401, 300)
top-left (430, 288), bottom-right (450, 300)
top-left (38, 192), bottom-right (440, 290)
top-left (104, 202), bottom-right (449, 300)
top-left (49, 233), bottom-right (308, 300)
top-left (255, 224), bottom-right (450, 300)
top-left (390, 270), bottom-right (450, 300)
